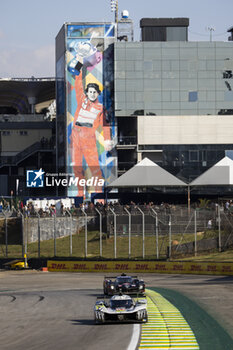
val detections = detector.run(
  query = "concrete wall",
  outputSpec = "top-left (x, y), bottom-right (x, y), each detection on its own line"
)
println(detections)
top-left (24, 216), bottom-right (96, 243)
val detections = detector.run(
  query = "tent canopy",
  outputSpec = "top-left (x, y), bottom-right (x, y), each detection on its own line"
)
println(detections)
top-left (190, 156), bottom-right (233, 186)
top-left (108, 158), bottom-right (187, 188)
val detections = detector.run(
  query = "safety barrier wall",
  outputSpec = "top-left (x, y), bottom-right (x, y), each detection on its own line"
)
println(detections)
top-left (47, 260), bottom-right (233, 275)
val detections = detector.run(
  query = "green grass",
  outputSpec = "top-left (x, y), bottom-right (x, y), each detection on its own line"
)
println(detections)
top-left (1, 228), bottom-right (232, 261)
top-left (1, 230), bottom-right (167, 259)
top-left (173, 249), bottom-right (233, 262)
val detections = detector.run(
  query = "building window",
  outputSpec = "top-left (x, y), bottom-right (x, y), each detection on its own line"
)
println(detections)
top-left (225, 150), bottom-right (233, 160)
top-left (189, 91), bottom-right (198, 102)
top-left (224, 91), bottom-right (233, 101)
top-left (189, 150), bottom-right (199, 162)
top-left (19, 131), bottom-right (28, 136)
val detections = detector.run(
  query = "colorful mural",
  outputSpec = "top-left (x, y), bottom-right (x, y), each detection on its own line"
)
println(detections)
top-left (66, 24), bottom-right (117, 198)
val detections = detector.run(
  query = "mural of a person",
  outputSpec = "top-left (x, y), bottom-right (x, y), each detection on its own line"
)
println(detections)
top-left (70, 50), bottom-right (113, 197)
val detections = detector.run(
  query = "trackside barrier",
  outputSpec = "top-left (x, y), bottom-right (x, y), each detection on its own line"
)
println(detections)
top-left (47, 260), bottom-right (233, 275)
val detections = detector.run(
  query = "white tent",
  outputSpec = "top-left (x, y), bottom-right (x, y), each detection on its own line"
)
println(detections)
top-left (108, 158), bottom-right (187, 188)
top-left (190, 156), bottom-right (233, 186)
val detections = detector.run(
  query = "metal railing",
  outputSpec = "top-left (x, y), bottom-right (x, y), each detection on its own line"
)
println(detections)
top-left (1, 205), bottom-right (233, 260)
top-left (0, 141), bottom-right (54, 167)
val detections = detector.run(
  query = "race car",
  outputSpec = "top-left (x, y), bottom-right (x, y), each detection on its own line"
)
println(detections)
top-left (103, 273), bottom-right (145, 296)
top-left (94, 294), bottom-right (148, 324)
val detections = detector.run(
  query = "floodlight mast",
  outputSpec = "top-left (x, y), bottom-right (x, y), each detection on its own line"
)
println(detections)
top-left (111, 0), bottom-right (118, 23)
top-left (207, 26), bottom-right (215, 42)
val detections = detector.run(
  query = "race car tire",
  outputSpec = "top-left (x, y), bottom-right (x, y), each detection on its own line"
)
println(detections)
top-left (101, 313), bottom-right (105, 323)
top-left (143, 311), bottom-right (148, 323)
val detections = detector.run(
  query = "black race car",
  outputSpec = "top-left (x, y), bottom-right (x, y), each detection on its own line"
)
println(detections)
top-left (103, 273), bottom-right (145, 296)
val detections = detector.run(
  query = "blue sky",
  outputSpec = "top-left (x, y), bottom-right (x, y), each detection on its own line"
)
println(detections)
top-left (0, 0), bottom-right (232, 77)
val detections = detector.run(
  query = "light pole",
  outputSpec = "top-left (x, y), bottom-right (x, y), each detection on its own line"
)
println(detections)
top-left (207, 27), bottom-right (215, 42)
top-left (110, 0), bottom-right (118, 23)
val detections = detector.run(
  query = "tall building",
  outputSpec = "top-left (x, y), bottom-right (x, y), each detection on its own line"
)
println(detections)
top-left (54, 17), bottom-right (233, 199)
top-left (56, 23), bottom-right (117, 199)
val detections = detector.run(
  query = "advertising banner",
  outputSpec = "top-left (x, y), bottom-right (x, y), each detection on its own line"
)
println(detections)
top-left (47, 260), bottom-right (233, 275)
top-left (66, 24), bottom-right (117, 198)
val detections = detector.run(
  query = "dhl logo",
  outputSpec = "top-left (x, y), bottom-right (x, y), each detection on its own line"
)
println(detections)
top-left (51, 263), bottom-right (68, 269)
top-left (135, 264), bottom-right (149, 270)
top-left (190, 265), bottom-right (203, 271)
top-left (115, 264), bottom-right (129, 270)
top-left (73, 264), bottom-right (88, 270)
top-left (94, 264), bottom-right (108, 270)
top-left (207, 265), bottom-right (217, 271)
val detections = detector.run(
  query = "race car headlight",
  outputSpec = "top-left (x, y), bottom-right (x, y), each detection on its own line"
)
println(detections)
top-left (110, 285), bottom-right (114, 289)
top-left (139, 285), bottom-right (143, 289)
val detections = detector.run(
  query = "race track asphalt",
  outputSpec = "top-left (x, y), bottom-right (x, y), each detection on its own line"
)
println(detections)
top-left (0, 271), bottom-right (233, 350)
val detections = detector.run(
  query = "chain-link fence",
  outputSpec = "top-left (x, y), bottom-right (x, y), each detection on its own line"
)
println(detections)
top-left (1, 204), bottom-right (233, 260)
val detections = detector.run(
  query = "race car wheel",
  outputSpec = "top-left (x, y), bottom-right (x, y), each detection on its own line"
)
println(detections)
top-left (143, 311), bottom-right (148, 323)
top-left (101, 313), bottom-right (105, 323)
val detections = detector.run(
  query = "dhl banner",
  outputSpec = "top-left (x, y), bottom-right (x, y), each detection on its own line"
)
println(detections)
top-left (47, 260), bottom-right (233, 275)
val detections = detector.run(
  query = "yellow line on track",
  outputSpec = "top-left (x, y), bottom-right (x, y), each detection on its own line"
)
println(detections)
top-left (138, 289), bottom-right (199, 350)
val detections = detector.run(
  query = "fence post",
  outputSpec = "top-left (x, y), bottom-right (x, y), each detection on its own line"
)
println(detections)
top-left (151, 208), bottom-right (159, 260)
top-left (136, 206), bottom-right (145, 259)
top-left (218, 204), bottom-right (221, 252)
top-left (81, 208), bottom-right (88, 258)
top-left (95, 207), bottom-right (102, 258)
top-left (3, 210), bottom-right (8, 257)
top-left (124, 207), bottom-right (131, 259)
top-left (66, 209), bottom-right (73, 257)
top-left (168, 214), bottom-right (172, 259)
top-left (35, 211), bottom-right (41, 258)
top-left (53, 213), bottom-right (56, 257)
top-left (18, 211), bottom-right (24, 258)
top-left (194, 210), bottom-right (197, 256)
top-left (109, 207), bottom-right (117, 259)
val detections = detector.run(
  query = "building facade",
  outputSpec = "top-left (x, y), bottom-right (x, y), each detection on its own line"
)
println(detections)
top-left (54, 18), bottom-right (233, 199)
top-left (0, 79), bottom-right (56, 197)
top-left (114, 18), bottom-right (233, 189)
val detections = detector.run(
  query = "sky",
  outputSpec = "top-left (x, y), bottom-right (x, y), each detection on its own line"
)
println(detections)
top-left (0, 0), bottom-right (233, 78)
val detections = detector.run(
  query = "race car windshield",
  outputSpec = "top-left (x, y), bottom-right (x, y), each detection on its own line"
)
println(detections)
top-left (116, 277), bottom-right (132, 284)
top-left (110, 300), bottom-right (133, 309)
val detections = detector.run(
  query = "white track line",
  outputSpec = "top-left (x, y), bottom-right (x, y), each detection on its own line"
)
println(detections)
top-left (127, 324), bottom-right (141, 350)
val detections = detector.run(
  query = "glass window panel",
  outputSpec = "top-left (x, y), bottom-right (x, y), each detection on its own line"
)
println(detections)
top-left (189, 150), bottom-right (199, 162)
top-left (225, 150), bottom-right (233, 160)
top-left (143, 61), bottom-right (153, 71)
top-left (225, 91), bottom-right (233, 101)
top-left (189, 91), bottom-right (198, 102)
top-left (152, 60), bottom-right (162, 71)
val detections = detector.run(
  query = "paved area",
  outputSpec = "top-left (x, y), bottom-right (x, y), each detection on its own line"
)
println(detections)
top-left (0, 271), bottom-right (232, 349)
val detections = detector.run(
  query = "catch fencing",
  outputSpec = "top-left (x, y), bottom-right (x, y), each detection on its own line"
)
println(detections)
top-left (0, 204), bottom-right (233, 260)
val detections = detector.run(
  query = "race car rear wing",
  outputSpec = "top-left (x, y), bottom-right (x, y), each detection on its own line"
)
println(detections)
top-left (104, 275), bottom-right (138, 279)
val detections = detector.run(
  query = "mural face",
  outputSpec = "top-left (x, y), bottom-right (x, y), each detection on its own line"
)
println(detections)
top-left (66, 24), bottom-right (117, 198)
